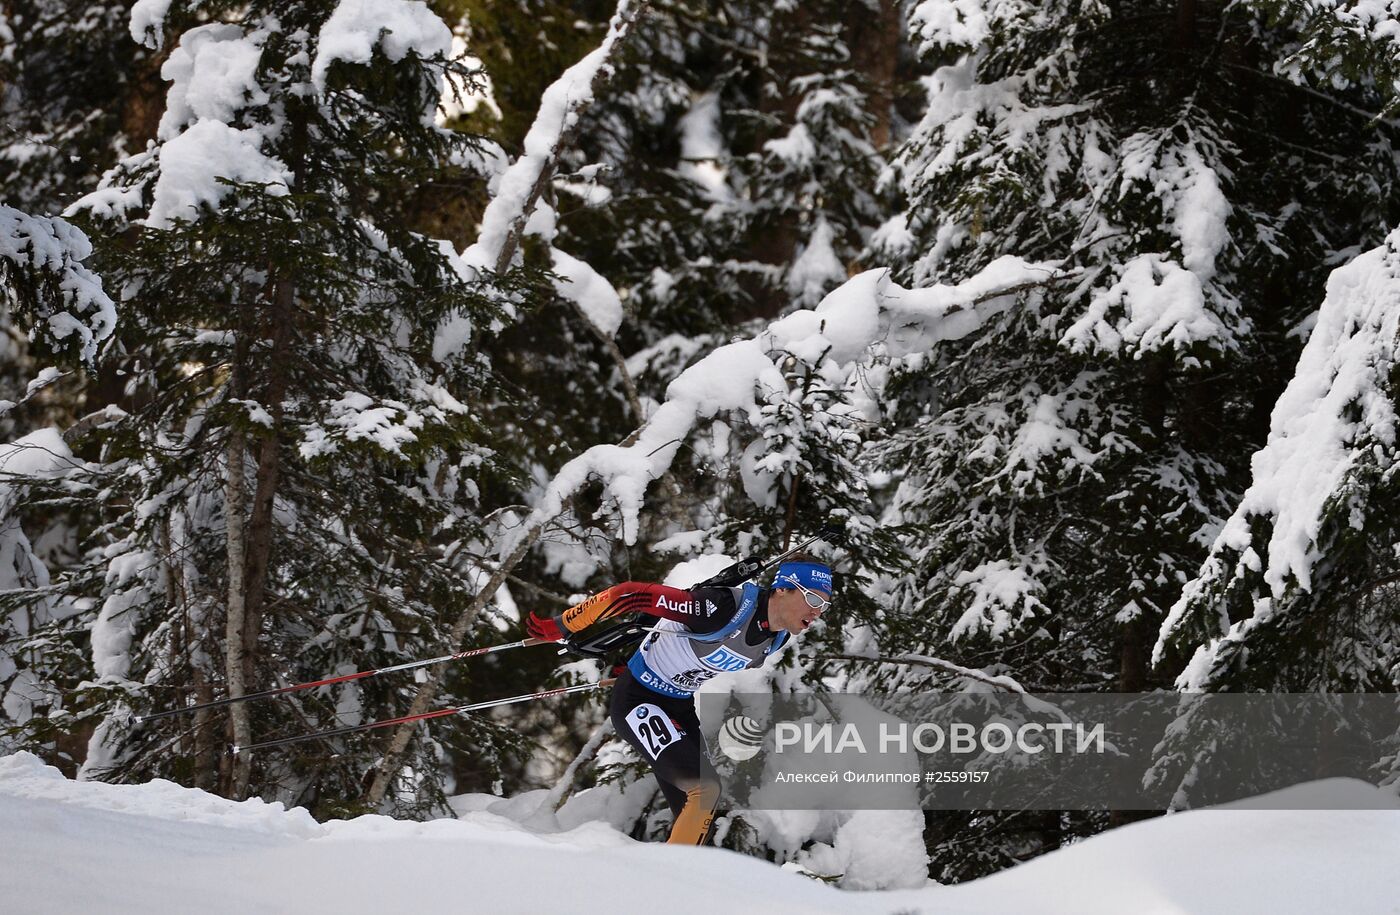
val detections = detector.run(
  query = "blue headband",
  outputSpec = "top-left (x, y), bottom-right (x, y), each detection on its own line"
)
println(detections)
top-left (774, 561), bottom-right (833, 594)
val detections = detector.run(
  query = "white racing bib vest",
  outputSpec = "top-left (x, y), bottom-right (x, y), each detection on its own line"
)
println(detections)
top-left (627, 583), bottom-right (788, 698)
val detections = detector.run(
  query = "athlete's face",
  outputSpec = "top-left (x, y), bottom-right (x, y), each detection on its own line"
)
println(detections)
top-left (768, 585), bottom-right (830, 635)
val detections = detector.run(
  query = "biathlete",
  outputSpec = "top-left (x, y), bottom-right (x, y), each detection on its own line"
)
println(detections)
top-left (525, 557), bottom-right (834, 845)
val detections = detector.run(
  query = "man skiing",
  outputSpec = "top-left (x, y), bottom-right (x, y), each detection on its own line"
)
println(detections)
top-left (525, 557), bottom-right (834, 845)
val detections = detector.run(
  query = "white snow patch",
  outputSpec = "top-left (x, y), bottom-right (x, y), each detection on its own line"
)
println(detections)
top-left (679, 91), bottom-right (730, 199)
top-left (551, 248), bottom-right (623, 337)
top-left (312, 0), bottom-right (453, 91)
top-left (950, 559), bottom-right (1048, 640)
top-left (158, 25), bottom-right (269, 139)
top-left (764, 122), bottom-right (815, 168)
top-left (786, 218), bottom-right (847, 309)
top-left (661, 553), bottom-right (736, 589)
top-left (146, 121), bottom-right (291, 229)
top-left (0, 430), bottom-right (75, 508)
top-left (1063, 254), bottom-right (1222, 353)
top-left (909, 0), bottom-right (991, 54)
top-left (1062, 134), bottom-right (1237, 356)
top-left (128, 0), bottom-right (173, 48)
top-left (3, 753), bottom-right (1398, 913)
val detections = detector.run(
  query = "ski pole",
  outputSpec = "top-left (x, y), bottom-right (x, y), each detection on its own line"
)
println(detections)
top-left (232, 677), bottom-right (616, 754)
top-left (136, 637), bottom-right (550, 723)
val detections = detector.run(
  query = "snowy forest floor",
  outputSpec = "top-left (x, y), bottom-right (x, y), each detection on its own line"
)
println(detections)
top-left (1, 753), bottom-right (1397, 914)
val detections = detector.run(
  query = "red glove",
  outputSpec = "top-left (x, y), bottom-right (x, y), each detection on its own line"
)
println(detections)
top-left (526, 611), bottom-right (565, 642)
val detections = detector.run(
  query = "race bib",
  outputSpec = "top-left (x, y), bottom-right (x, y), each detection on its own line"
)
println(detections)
top-left (626, 703), bottom-right (684, 760)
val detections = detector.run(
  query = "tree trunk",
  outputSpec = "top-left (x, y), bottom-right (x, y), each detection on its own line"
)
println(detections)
top-left (846, 0), bottom-right (901, 149)
top-left (239, 276), bottom-right (295, 690)
top-left (1118, 614), bottom-right (1148, 692)
top-left (165, 511), bottom-right (220, 790)
top-left (224, 429), bottom-right (252, 798)
top-left (782, 469), bottom-right (803, 551)
top-left (227, 95), bottom-right (307, 797)
top-left (1174, 0), bottom-right (1197, 51)
top-left (1121, 353), bottom-right (1169, 692)
top-left (192, 679), bottom-right (218, 792)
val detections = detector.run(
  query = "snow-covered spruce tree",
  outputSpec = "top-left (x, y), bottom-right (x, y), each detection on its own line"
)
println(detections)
top-left (863, 0), bottom-right (1400, 879)
top-left (874, 0), bottom-right (1400, 693)
top-left (0, 206), bottom-right (116, 759)
top-left (1155, 1), bottom-right (1400, 692)
top-left (9, 0), bottom-right (533, 813)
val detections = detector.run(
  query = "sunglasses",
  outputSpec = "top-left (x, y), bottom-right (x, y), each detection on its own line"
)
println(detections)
top-left (782, 575), bottom-right (831, 611)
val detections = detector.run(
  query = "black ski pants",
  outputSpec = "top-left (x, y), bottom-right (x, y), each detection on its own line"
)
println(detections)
top-left (609, 669), bottom-right (720, 845)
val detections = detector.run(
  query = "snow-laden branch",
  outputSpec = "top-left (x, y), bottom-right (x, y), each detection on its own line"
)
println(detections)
top-left (821, 651), bottom-right (1028, 694)
top-left (0, 430), bottom-right (79, 516)
top-left (0, 206), bottom-right (116, 365)
top-left (819, 652), bottom-right (1070, 723)
top-left (463, 0), bottom-right (647, 277)
top-left (311, 0), bottom-right (452, 91)
top-left (1155, 227), bottom-right (1400, 688)
top-left (432, 0), bottom-right (645, 365)
top-left (532, 258), bottom-right (1067, 543)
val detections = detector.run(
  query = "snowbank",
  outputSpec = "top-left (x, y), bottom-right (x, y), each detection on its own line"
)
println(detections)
top-left (1, 752), bottom-right (1396, 914)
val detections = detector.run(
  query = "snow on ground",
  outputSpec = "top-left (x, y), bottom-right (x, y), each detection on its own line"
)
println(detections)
top-left (1, 751), bottom-right (1397, 915)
